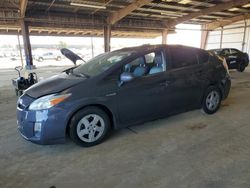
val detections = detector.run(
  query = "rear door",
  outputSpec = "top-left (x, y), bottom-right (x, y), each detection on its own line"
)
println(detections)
top-left (167, 46), bottom-right (206, 111)
top-left (229, 49), bottom-right (241, 68)
top-left (221, 49), bottom-right (237, 68)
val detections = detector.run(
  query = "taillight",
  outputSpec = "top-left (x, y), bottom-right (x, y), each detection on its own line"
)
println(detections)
top-left (222, 58), bottom-right (229, 75)
top-left (217, 55), bottom-right (229, 75)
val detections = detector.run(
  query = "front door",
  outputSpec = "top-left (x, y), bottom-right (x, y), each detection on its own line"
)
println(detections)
top-left (117, 71), bottom-right (175, 125)
top-left (116, 50), bottom-right (174, 125)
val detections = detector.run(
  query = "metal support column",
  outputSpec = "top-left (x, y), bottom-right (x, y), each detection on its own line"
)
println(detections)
top-left (219, 26), bottom-right (223, 49)
top-left (17, 33), bottom-right (24, 67)
top-left (91, 36), bottom-right (94, 58)
top-left (21, 20), bottom-right (35, 69)
top-left (104, 25), bottom-right (111, 52)
top-left (162, 29), bottom-right (168, 44)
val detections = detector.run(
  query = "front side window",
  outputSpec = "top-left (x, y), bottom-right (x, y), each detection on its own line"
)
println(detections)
top-left (145, 52), bottom-right (155, 64)
top-left (73, 50), bottom-right (134, 77)
top-left (123, 50), bottom-right (165, 77)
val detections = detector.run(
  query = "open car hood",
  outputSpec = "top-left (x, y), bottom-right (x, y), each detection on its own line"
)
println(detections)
top-left (60, 48), bottom-right (86, 65)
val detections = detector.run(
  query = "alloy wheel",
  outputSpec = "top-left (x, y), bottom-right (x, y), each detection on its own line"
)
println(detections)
top-left (76, 114), bottom-right (105, 143)
top-left (205, 90), bottom-right (220, 111)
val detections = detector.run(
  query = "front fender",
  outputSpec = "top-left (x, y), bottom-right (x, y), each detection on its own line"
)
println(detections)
top-left (63, 97), bottom-right (119, 134)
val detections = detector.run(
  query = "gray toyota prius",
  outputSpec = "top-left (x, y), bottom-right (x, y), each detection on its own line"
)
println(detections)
top-left (17, 45), bottom-right (231, 147)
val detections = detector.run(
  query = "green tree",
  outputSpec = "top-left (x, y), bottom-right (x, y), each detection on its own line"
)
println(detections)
top-left (58, 41), bottom-right (68, 49)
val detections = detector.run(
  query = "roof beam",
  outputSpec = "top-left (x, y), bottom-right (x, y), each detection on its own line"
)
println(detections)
top-left (20, 0), bottom-right (28, 18)
top-left (108, 0), bottom-right (153, 25)
top-left (206, 13), bottom-right (250, 30)
top-left (167, 0), bottom-right (250, 28)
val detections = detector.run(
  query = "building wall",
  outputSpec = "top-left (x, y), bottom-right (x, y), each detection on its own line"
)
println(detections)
top-left (206, 19), bottom-right (250, 55)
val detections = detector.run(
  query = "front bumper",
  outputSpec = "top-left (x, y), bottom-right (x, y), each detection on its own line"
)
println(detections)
top-left (17, 95), bottom-right (69, 145)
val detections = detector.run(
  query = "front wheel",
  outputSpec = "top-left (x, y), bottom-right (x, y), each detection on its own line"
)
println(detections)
top-left (69, 107), bottom-right (111, 147)
top-left (202, 86), bottom-right (221, 114)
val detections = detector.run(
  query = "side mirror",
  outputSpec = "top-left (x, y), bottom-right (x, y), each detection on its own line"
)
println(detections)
top-left (119, 72), bottom-right (134, 86)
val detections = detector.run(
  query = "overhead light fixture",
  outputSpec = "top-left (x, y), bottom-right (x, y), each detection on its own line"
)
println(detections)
top-left (228, 7), bottom-right (240, 11)
top-left (70, 2), bottom-right (106, 9)
top-left (178, 0), bottom-right (192, 4)
top-left (242, 3), bottom-right (250, 8)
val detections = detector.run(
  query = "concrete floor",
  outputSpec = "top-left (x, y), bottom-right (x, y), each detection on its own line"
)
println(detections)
top-left (1, 66), bottom-right (250, 188)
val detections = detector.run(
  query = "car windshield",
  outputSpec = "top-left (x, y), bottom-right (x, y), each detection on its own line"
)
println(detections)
top-left (211, 49), bottom-right (222, 55)
top-left (73, 50), bottom-right (133, 77)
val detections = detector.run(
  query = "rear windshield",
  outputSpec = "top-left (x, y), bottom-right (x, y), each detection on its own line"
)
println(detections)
top-left (209, 49), bottom-right (222, 55)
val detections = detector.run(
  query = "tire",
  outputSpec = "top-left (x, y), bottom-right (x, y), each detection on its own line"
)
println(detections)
top-left (69, 107), bottom-right (111, 147)
top-left (202, 86), bottom-right (221, 114)
top-left (56, 56), bottom-right (61, 61)
top-left (38, 57), bottom-right (44, 62)
top-left (237, 63), bottom-right (245, 72)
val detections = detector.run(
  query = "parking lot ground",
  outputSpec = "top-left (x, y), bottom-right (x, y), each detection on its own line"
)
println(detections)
top-left (0, 66), bottom-right (250, 188)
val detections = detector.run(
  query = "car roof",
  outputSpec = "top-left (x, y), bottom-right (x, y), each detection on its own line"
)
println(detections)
top-left (209, 48), bottom-right (240, 52)
top-left (114, 44), bottom-right (204, 53)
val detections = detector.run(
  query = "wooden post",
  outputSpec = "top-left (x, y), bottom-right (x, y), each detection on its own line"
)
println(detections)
top-left (242, 20), bottom-right (247, 51)
top-left (162, 29), bottom-right (168, 44)
top-left (220, 26), bottom-right (223, 49)
top-left (200, 25), bottom-right (209, 49)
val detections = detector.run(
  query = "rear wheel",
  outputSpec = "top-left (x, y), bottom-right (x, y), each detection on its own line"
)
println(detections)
top-left (237, 62), bottom-right (245, 72)
top-left (202, 86), bottom-right (221, 114)
top-left (69, 107), bottom-right (111, 147)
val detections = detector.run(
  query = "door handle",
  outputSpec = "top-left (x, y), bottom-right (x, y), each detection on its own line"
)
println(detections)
top-left (195, 69), bottom-right (203, 75)
top-left (106, 92), bottom-right (117, 97)
top-left (159, 80), bottom-right (173, 87)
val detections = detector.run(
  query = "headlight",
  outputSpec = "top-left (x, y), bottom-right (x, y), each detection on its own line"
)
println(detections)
top-left (29, 93), bottom-right (71, 110)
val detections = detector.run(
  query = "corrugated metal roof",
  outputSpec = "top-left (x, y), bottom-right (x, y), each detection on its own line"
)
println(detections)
top-left (0, 0), bottom-right (249, 36)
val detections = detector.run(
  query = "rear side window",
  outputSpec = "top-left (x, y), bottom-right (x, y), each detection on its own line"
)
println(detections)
top-left (230, 49), bottom-right (239, 55)
top-left (169, 47), bottom-right (198, 68)
top-left (221, 49), bottom-right (230, 55)
top-left (197, 50), bottom-right (209, 64)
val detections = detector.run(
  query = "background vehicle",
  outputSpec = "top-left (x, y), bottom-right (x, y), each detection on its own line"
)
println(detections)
top-left (208, 48), bottom-right (249, 72)
top-left (34, 51), bottom-right (62, 62)
top-left (17, 45), bottom-right (231, 147)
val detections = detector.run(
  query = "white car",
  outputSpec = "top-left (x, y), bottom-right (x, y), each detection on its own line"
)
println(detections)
top-left (34, 52), bottom-right (62, 62)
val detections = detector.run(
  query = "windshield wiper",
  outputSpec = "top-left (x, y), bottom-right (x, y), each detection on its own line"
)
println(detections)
top-left (63, 66), bottom-right (89, 78)
top-left (64, 67), bottom-right (74, 75)
top-left (71, 70), bottom-right (89, 78)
